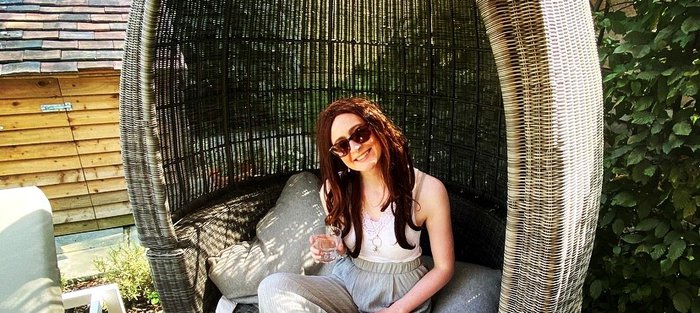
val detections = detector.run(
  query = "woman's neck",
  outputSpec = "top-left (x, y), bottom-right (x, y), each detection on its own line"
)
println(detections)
top-left (359, 167), bottom-right (384, 189)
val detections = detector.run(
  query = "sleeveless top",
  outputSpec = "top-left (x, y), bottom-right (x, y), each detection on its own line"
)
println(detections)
top-left (342, 169), bottom-right (427, 263)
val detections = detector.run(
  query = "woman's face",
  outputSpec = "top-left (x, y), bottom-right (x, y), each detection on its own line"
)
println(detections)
top-left (330, 113), bottom-right (382, 172)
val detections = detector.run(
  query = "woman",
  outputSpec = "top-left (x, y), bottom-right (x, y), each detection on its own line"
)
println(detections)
top-left (259, 97), bottom-right (454, 313)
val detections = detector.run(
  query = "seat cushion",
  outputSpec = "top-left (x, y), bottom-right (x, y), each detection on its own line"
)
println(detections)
top-left (207, 172), bottom-right (328, 303)
top-left (423, 256), bottom-right (502, 313)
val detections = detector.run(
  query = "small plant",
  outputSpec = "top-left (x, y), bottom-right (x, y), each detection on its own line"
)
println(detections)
top-left (94, 243), bottom-right (159, 306)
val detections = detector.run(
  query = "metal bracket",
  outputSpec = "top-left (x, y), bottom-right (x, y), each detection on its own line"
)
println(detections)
top-left (41, 102), bottom-right (73, 113)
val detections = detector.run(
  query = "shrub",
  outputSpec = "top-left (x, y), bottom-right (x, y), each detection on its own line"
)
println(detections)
top-left (584, 1), bottom-right (699, 312)
top-left (94, 243), bottom-right (159, 306)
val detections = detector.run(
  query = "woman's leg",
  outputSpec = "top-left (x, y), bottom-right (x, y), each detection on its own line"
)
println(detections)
top-left (258, 272), bottom-right (357, 313)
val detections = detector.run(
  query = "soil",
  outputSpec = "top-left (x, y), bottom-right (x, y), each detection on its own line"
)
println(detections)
top-left (63, 277), bottom-right (162, 313)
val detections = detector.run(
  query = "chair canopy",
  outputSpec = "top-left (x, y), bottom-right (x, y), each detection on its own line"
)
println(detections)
top-left (120, 0), bottom-right (603, 312)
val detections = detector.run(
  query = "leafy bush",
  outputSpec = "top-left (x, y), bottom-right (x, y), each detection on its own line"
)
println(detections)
top-left (94, 243), bottom-right (159, 306)
top-left (584, 1), bottom-right (699, 312)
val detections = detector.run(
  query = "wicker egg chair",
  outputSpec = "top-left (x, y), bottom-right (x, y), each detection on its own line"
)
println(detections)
top-left (119, 0), bottom-right (603, 312)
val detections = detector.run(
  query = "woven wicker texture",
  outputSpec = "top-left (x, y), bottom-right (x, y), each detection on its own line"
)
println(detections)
top-left (120, 0), bottom-right (602, 312)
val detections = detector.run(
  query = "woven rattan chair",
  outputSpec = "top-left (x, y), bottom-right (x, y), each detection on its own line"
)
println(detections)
top-left (119, 0), bottom-right (602, 312)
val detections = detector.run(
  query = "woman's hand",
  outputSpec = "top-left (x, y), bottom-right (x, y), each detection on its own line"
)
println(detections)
top-left (309, 235), bottom-right (346, 263)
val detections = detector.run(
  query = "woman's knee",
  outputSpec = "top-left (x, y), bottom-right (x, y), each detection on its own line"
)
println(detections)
top-left (258, 272), bottom-right (297, 296)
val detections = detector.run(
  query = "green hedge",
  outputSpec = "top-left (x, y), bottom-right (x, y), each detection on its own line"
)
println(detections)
top-left (583, 1), bottom-right (699, 312)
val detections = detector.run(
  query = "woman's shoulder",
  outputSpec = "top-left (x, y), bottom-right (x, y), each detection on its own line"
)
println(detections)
top-left (413, 169), bottom-right (448, 206)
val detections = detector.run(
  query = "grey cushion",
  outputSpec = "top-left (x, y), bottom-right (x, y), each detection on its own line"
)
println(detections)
top-left (423, 256), bottom-right (502, 313)
top-left (0, 187), bottom-right (64, 313)
top-left (208, 172), bottom-right (328, 303)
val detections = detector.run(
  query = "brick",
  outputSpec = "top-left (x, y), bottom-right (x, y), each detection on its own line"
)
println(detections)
top-left (90, 14), bottom-right (125, 22)
top-left (58, 13), bottom-right (91, 22)
top-left (0, 30), bottom-right (23, 39)
top-left (104, 7), bottom-right (130, 13)
top-left (0, 61), bottom-right (40, 75)
top-left (95, 50), bottom-right (122, 59)
top-left (62, 50), bottom-right (96, 60)
top-left (109, 22), bottom-right (126, 30)
top-left (0, 40), bottom-right (43, 50)
top-left (23, 30), bottom-right (59, 39)
top-left (112, 40), bottom-right (124, 49)
top-left (0, 50), bottom-right (23, 62)
top-left (25, 13), bottom-right (59, 20)
top-left (43, 22), bottom-right (78, 30)
top-left (59, 31), bottom-right (94, 40)
top-left (23, 49), bottom-right (61, 60)
top-left (88, 0), bottom-right (126, 5)
top-left (0, 0), bottom-right (24, 4)
top-left (43, 40), bottom-right (78, 49)
top-left (23, 0), bottom-right (58, 4)
top-left (0, 12), bottom-right (26, 20)
top-left (73, 7), bottom-right (105, 13)
top-left (77, 60), bottom-right (114, 70)
top-left (112, 60), bottom-right (122, 70)
top-left (3, 5), bottom-right (42, 12)
top-left (41, 61), bottom-right (78, 73)
top-left (78, 40), bottom-right (113, 49)
top-left (93, 30), bottom-right (124, 40)
top-left (54, 0), bottom-right (87, 4)
top-left (40, 6), bottom-right (72, 13)
top-left (77, 22), bottom-right (110, 31)
top-left (1, 22), bottom-right (44, 29)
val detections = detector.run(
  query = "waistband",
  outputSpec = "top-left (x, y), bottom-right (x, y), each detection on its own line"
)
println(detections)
top-left (351, 256), bottom-right (422, 274)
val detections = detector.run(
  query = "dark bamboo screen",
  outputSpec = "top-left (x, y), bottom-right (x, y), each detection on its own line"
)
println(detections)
top-left (151, 0), bottom-right (505, 221)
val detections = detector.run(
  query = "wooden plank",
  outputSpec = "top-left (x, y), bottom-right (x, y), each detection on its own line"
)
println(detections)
top-left (83, 164), bottom-right (124, 180)
top-left (53, 207), bottom-right (96, 224)
top-left (0, 127), bottom-right (73, 146)
top-left (79, 151), bottom-right (123, 168)
top-left (86, 177), bottom-right (126, 194)
top-left (0, 97), bottom-right (65, 115)
top-left (49, 194), bottom-right (92, 211)
top-left (54, 220), bottom-right (99, 236)
top-left (68, 109), bottom-right (119, 126)
top-left (0, 77), bottom-right (62, 99)
top-left (94, 201), bottom-right (131, 219)
top-left (96, 215), bottom-right (134, 230)
top-left (0, 169), bottom-right (83, 188)
top-left (71, 123), bottom-right (119, 141)
top-left (0, 141), bottom-right (78, 161)
top-left (58, 76), bottom-right (120, 96)
top-left (0, 112), bottom-right (70, 131)
top-left (0, 155), bottom-right (82, 176)
top-left (62, 94), bottom-right (119, 111)
top-left (76, 138), bottom-right (121, 154)
top-left (0, 165), bottom-right (125, 188)
top-left (40, 181), bottom-right (90, 199)
top-left (90, 189), bottom-right (129, 206)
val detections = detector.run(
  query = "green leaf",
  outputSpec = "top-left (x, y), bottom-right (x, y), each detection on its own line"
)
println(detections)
top-left (613, 245), bottom-right (621, 255)
top-left (651, 122), bottom-right (663, 134)
top-left (600, 211), bottom-right (615, 226)
top-left (631, 111), bottom-right (655, 125)
top-left (637, 71), bottom-right (658, 81)
top-left (613, 218), bottom-right (625, 236)
top-left (655, 26), bottom-right (674, 47)
top-left (660, 258), bottom-right (674, 272)
top-left (680, 259), bottom-right (693, 276)
top-left (590, 279), bottom-right (603, 299)
top-left (627, 147), bottom-right (645, 165)
top-left (651, 244), bottom-right (666, 260)
top-left (663, 134), bottom-right (684, 153)
top-left (668, 239), bottom-right (687, 261)
top-left (673, 189), bottom-right (696, 218)
top-left (673, 292), bottom-right (691, 313)
top-left (681, 16), bottom-right (700, 34)
top-left (633, 97), bottom-right (653, 112)
top-left (612, 191), bottom-right (637, 207)
top-left (655, 222), bottom-right (670, 238)
top-left (636, 218), bottom-right (659, 231)
top-left (622, 233), bottom-right (645, 244)
top-left (673, 121), bottom-right (692, 135)
top-left (643, 165), bottom-right (656, 177)
top-left (627, 131), bottom-right (648, 144)
top-left (608, 145), bottom-right (633, 160)
top-left (629, 45), bottom-right (651, 58)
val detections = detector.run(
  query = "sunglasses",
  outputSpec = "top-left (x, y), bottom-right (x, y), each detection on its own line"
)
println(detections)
top-left (329, 124), bottom-right (372, 157)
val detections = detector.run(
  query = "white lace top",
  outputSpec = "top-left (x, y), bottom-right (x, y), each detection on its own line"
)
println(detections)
top-left (322, 169), bottom-right (426, 263)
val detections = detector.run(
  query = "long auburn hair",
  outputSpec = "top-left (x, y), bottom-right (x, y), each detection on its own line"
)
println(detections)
top-left (316, 97), bottom-right (420, 258)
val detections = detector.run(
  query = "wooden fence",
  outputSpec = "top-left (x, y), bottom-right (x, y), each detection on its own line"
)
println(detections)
top-left (0, 72), bottom-right (132, 235)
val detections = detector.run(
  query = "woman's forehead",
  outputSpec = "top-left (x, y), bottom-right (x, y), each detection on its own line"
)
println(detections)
top-left (330, 113), bottom-right (364, 142)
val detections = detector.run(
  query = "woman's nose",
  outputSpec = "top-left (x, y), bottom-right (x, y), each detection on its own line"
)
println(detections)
top-left (349, 139), bottom-right (362, 151)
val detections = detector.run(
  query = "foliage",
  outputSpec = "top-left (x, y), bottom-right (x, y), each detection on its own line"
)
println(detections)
top-left (584, 1), bottom-right (700, 312)
top-left (94, 243), bottom-right (160, 306)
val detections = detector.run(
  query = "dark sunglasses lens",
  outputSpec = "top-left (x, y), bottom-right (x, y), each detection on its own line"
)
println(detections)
top-left (352, 126), bottom-right (371, 144)
top-left (331, 140), bottom-right (350, 156)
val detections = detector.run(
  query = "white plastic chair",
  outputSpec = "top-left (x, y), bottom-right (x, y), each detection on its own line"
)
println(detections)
top-left (0, 186), bottom-right (126, 313)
